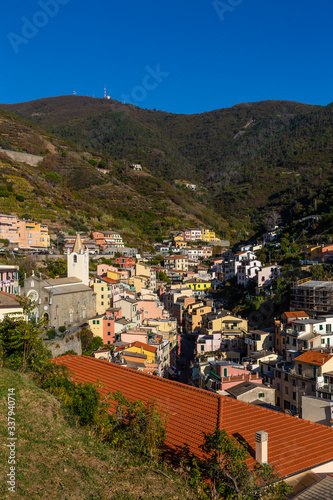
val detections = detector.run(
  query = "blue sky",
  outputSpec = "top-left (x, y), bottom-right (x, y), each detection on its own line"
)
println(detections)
top-left (1, 0), bottom-right (333, 114)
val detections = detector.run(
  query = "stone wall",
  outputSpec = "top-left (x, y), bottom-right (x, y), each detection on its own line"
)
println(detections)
top-left (0, 149), bottom-right (44, 167)
top-left (44, 332), bottom-right (82, 358)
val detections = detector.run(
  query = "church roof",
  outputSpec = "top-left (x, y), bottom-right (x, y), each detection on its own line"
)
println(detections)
top-left (72, 233), bottom-right (85, 253)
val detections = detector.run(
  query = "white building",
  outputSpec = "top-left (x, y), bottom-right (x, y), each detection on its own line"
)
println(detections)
top-left (257, 265), bottom-right (281, 288)
top-left (237, 260), bottom-right (262, 287)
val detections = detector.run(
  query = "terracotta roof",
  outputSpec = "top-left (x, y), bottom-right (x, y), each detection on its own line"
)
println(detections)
top-left (283, 311), bottom-right (309, 318)
top-left (165, 255), bottom-right (188, 260)
top-left (0, 292), bottom-right (22, 309)
top-left (294, 351), bottom-right (333, 366)
top-left (131, 341), bottom-right (157, 353)
top-left (100, 277), bottom-right (119, 284)
top-left (53, 356), bottom-right (333, 479)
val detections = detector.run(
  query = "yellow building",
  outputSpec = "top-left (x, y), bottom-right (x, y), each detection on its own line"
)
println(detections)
top-left (18, 220), bottom-right (50, 248)
top-left (184, 301), bottom-right (212, 333)
top-left (122, 342), bottom-right (157, 363)
top-left (130, 275), bottom-right (148, 293)
top-left (106, 270), bottom-right (122, 280)
top-left (205, 313), bottom-right (248, 338)
top-left (173, 235), bottom-right (186, 248)
top-left (90, 279), bottom-right (112, 315)
top-left (88, 316), bottom-right (104, 338)
top-left (185, 279), bottom-right (211, 292)
top-left (201, 228), bottom-right (216, 242)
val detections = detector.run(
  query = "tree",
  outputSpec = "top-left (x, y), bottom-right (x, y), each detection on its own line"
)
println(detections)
top-left (264, 211), bottom-right (281, 232)
top-left (196, 428), bottom-right (291, 499)
top-left (108, 392), bottom-right (167, 459)
top-left (0, 296), bottom-right (47, 370)
top-left (79, 327), bottom-right (104, 356)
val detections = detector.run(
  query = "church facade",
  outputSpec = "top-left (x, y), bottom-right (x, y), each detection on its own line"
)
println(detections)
top-left (23, 234), bottom-right (96, 328)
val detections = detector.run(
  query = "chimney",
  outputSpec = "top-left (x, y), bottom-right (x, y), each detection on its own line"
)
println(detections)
top-left (255, 431), bottom-right (268, 464)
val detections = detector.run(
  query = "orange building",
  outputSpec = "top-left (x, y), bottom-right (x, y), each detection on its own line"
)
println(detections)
top-left (0, 214), bottom-right (50, 248)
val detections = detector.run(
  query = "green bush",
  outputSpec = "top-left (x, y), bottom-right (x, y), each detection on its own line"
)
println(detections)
top-left (47, 329), bottom-right (57, 340)
top-left (45, 172), bottom-right (62, 185)
top-left (59, 326), bottom-right (66, 333)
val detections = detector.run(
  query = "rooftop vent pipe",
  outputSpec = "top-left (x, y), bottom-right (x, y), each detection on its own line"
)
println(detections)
top-left (255, 431), bottom-right (268, 464)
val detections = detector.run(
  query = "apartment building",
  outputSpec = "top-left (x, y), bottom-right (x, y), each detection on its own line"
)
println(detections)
top-left (246, 329), bottom-right (275, 356)
top-left (0, 214), bottom-right (50, 248)
top-left (275, 314), bottom-right (333, 361)
top-left (0, 265), bottom-right (19, 294)
top-left (290, 279), bottom-right (333, 313)
top-left (271, 351), bottom-right (333, 415)
top-left (164, 255), bottom-right (188, 272)
top-left (183, 300), bottom-right (212, 334)
top-left (237, 259), bottom-right (262, 287)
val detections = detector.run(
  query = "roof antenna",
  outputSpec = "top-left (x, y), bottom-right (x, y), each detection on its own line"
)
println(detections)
top-left (73, 90), bottom-right (76, 96)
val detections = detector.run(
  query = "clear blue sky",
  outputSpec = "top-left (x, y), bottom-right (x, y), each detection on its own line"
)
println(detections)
top-left (1, 0), bottom-right (333, 114)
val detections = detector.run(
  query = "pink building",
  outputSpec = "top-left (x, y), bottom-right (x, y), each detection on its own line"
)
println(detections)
top-left (201, 361), bottom-right (262, 391)
top-left (121, 329), bottom-right (149, 344)
top-left (103, 307), bottom-right (122, 344)
top-left (136, 299), bottom-right (168, 320)
top-left (200, 246), bottom-right (213, 259)
top-left (197, 333), bottom-right (221, 354)
top-left (97, 264), bottom-right (130, 280)
top-left (0, 265), bottom-right (19, 294)
top-left (257, 265), bottom-right (281, 288)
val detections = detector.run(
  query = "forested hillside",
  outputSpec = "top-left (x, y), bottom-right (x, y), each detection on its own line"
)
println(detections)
top-left (2, 96), bottom-right (333, 241)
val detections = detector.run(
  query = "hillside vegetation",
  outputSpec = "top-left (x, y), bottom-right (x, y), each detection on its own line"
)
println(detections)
top-left (0, 368), bottom-right (196, 500)
top-left (0, 107), bottom-right (229, 246)
top-left (2, 96), bottom-right (333, 240)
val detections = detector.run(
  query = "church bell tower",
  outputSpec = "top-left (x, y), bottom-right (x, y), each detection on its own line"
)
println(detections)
top-left (67, 233), bottom-right (89, 286)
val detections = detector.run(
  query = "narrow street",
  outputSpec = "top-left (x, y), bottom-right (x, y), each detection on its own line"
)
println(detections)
top-left (178, 333), bottom-right (196, 385)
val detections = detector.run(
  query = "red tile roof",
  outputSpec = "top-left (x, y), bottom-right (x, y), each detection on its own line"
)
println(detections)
top-left (283, 311), bottom-right (309, 318)
top-left (294, 351), bottom-right (333, 366)
top-left (132, 341), bottom-right (157, 353)
top-left (100, 277), bottom-right (119, 284)
top-left (52, 356), bottom-right (333, 478)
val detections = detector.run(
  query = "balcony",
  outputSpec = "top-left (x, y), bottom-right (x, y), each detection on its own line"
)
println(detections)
top-left (317, 385), bottom-right (333, 393)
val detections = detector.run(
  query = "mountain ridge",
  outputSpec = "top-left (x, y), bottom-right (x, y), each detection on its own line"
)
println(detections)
top-left (2, 96), bottom-right (333, 241)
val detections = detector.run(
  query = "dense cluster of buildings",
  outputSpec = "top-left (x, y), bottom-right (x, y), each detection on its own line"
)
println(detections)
top-left (2, 218), bottom-right (333, 496)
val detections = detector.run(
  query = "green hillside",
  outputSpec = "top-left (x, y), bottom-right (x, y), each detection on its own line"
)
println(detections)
top-left (3, 96), bottom-right (333, 240)
top-left (0, 107), bottom-right (229, 246)
top-left (0, 368), bottom-right (195, 500)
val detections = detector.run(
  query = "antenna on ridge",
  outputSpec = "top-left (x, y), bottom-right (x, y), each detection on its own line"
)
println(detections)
top-left (104, 85), bottom-right (111, 100)
top-left (73, 90), bottom-right (76, 96)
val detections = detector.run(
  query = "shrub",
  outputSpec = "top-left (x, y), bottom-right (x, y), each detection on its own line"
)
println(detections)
top-left (45, 172), bottom-right (62, 185)
top-left (108, 392), bottom-right (166, 459)
top-left (47, 329), bottom-right (57, 340)
top-left (59, 326), bottom-right (66, 333)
